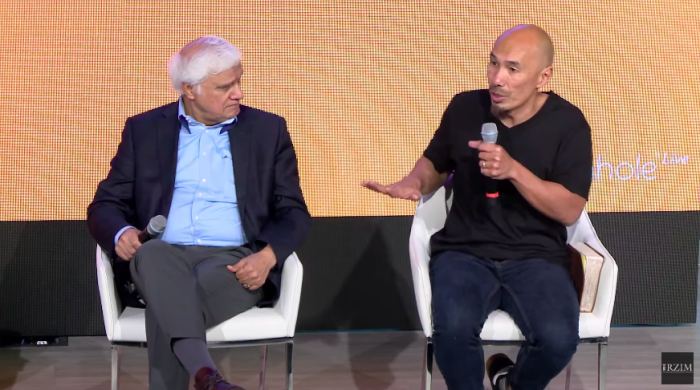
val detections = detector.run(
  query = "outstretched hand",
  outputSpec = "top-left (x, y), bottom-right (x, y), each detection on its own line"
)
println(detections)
top-left (361, 177), bottom-right (422, 201)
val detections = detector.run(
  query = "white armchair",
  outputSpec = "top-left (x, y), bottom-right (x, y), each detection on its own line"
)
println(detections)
top-left (96, 245), bottom-right (303, 390)
top-left (408, 178), bottom-right (619, 390)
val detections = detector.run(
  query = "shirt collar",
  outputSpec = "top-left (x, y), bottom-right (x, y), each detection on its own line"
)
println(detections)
top-left (177, 97), bottom-right (237, 134)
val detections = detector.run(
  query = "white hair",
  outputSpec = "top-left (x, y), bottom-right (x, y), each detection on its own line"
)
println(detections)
top-left (167, 36), bottom-right (242, 95)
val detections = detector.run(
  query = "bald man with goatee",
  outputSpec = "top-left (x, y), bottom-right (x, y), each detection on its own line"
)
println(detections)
top-left (363, 25), bottom-right (592, 390)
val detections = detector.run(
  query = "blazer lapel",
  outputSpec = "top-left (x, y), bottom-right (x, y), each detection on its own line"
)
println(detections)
top-left (228, 106), bottom-right (252, 217)
top-left (158, 103), bottom-right (181, 217)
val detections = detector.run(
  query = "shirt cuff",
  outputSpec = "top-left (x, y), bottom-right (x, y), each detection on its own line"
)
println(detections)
top-left (114, 226), bottom-right (136, 246)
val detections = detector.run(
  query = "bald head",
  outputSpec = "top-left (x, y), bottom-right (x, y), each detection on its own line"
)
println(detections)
top-left (494, 24), bottom-right (554, 70)
top-left (487, 25), bottom-right (555, 123)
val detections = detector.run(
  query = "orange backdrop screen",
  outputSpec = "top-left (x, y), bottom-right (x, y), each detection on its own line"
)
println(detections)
top-left (1, 1), bottom-right (699, 221)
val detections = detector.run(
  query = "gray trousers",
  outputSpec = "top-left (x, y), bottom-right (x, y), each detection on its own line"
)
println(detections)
top-left (130, 240), bottom-right (263, 390)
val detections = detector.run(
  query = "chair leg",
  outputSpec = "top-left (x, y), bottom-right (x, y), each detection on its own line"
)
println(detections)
top-left (564, 362), bottom-right (572, 390)
top-left (421, 338), bottom-right (434, 390)
top-left (111, 345), bottom-right (121, 390)
top-left (259, 345), bottom-right (268, 390)
top-left (285, 341), bottom-right (294, 390)
top-left (598, 342), bottom-right (608, 390)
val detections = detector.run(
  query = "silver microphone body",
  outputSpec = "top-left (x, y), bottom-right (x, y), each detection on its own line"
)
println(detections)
top-left (139, 215), bottom-right (167, 243)
top-left (481, 122), bottom-right (498, 144)
top-left (480, 123), bottom-right (500, 200)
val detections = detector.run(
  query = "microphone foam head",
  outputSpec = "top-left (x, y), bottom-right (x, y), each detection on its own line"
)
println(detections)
top-left (481, 123), bottom-right (498, 144)
top-left (150, 215), bottom-right (167, 234)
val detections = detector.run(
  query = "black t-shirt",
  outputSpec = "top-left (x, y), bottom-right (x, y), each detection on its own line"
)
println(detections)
top-left (423, 89), bottom-right (592, 268)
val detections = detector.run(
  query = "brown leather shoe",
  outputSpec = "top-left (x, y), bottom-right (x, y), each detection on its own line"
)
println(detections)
top-left (194, 367), bottom-right (246, 390)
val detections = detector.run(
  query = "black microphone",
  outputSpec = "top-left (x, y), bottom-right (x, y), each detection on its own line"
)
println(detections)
top-left (481, 123), bottom-right (499, 200)
top-left (138, 215), bottom-right (167, 243)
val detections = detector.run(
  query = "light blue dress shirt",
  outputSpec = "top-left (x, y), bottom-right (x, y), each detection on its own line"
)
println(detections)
top-left (115, 99), bottom-right (247, 247)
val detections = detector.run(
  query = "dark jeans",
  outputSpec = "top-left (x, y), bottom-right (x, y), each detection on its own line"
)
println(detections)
top-left (430, 251), bottom-right (579, 390)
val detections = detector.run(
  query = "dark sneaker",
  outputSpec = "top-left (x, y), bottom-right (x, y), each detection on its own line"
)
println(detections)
top-left (486, 353), bottom-right (514, 390)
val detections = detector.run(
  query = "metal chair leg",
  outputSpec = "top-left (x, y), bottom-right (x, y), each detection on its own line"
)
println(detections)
top-left (598, 342), bottom-right (608, 390)
top-left (111, 345), bottom-right (121, 390)
top-left (259, 345), bottom-right (268, 390)
top-left (564, 362), bottom-right (572, 390)
top-left (421, 338), bottom-right (434, 390)
top-left (286, 341), bottom-right (294, 390)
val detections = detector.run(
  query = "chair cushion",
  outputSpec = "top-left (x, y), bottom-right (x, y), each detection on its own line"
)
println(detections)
top-left (478, 309), bottom-right (607, 342)
top-left (112, 307), bottom-right (290, 343)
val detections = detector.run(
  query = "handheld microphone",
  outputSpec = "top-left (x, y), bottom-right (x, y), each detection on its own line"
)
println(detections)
top-left (480, 123), bottom-right (499, 200)
top-left (138, 215), bottom-right (167, 243)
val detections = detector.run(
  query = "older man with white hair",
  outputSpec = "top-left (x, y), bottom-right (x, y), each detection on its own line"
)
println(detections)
top-left (88, 36), bottom-right (311, 390)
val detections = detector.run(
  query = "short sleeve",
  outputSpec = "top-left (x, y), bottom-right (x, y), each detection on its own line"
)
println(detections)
top-left (549, 116), bottom-right (593, 200)
top-left (423, 96), bottom-right (457, 173)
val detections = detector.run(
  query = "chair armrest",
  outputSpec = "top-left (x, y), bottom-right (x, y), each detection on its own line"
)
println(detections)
top-left (409, 218), bottom-right (434, 338)
top-left (568, 211), bottom-right (619, 337)
top-left (95, 245), bottom-right (122, 341)
top-left (589, 248), bottom-right (618, 336)
top-left (408, 183), bottom-right (453, 339)
top-left (273, 252), bottom-right (303, 338)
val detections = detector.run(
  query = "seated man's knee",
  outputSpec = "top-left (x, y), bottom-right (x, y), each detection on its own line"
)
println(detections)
top-left (132, 240), bottom-right (171, 270)
top-left (430, 253), bottom-right (491, 344)
top-left (432, 294), bottom-right (483, 344)
top-left (536, 324), bottom-right (578, 359)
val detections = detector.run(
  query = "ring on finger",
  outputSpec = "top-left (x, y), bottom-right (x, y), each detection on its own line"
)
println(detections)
top-left (482, 161), bottom-right (486, 168)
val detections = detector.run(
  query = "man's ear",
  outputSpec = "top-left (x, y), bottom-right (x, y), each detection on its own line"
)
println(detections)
top-left (182, 83), bottom-right (196, 100)
top-left (537, 65), bottom-right (553, 89)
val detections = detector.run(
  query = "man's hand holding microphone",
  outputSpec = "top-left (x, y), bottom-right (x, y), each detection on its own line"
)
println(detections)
top-left (116, 228), bottom-right (142, 261)
top-left (116, 215), bottom-right (167, 261)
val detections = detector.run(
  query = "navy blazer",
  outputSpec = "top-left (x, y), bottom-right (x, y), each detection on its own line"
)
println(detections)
top-left (87, 101), bottom-right (311, 306)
